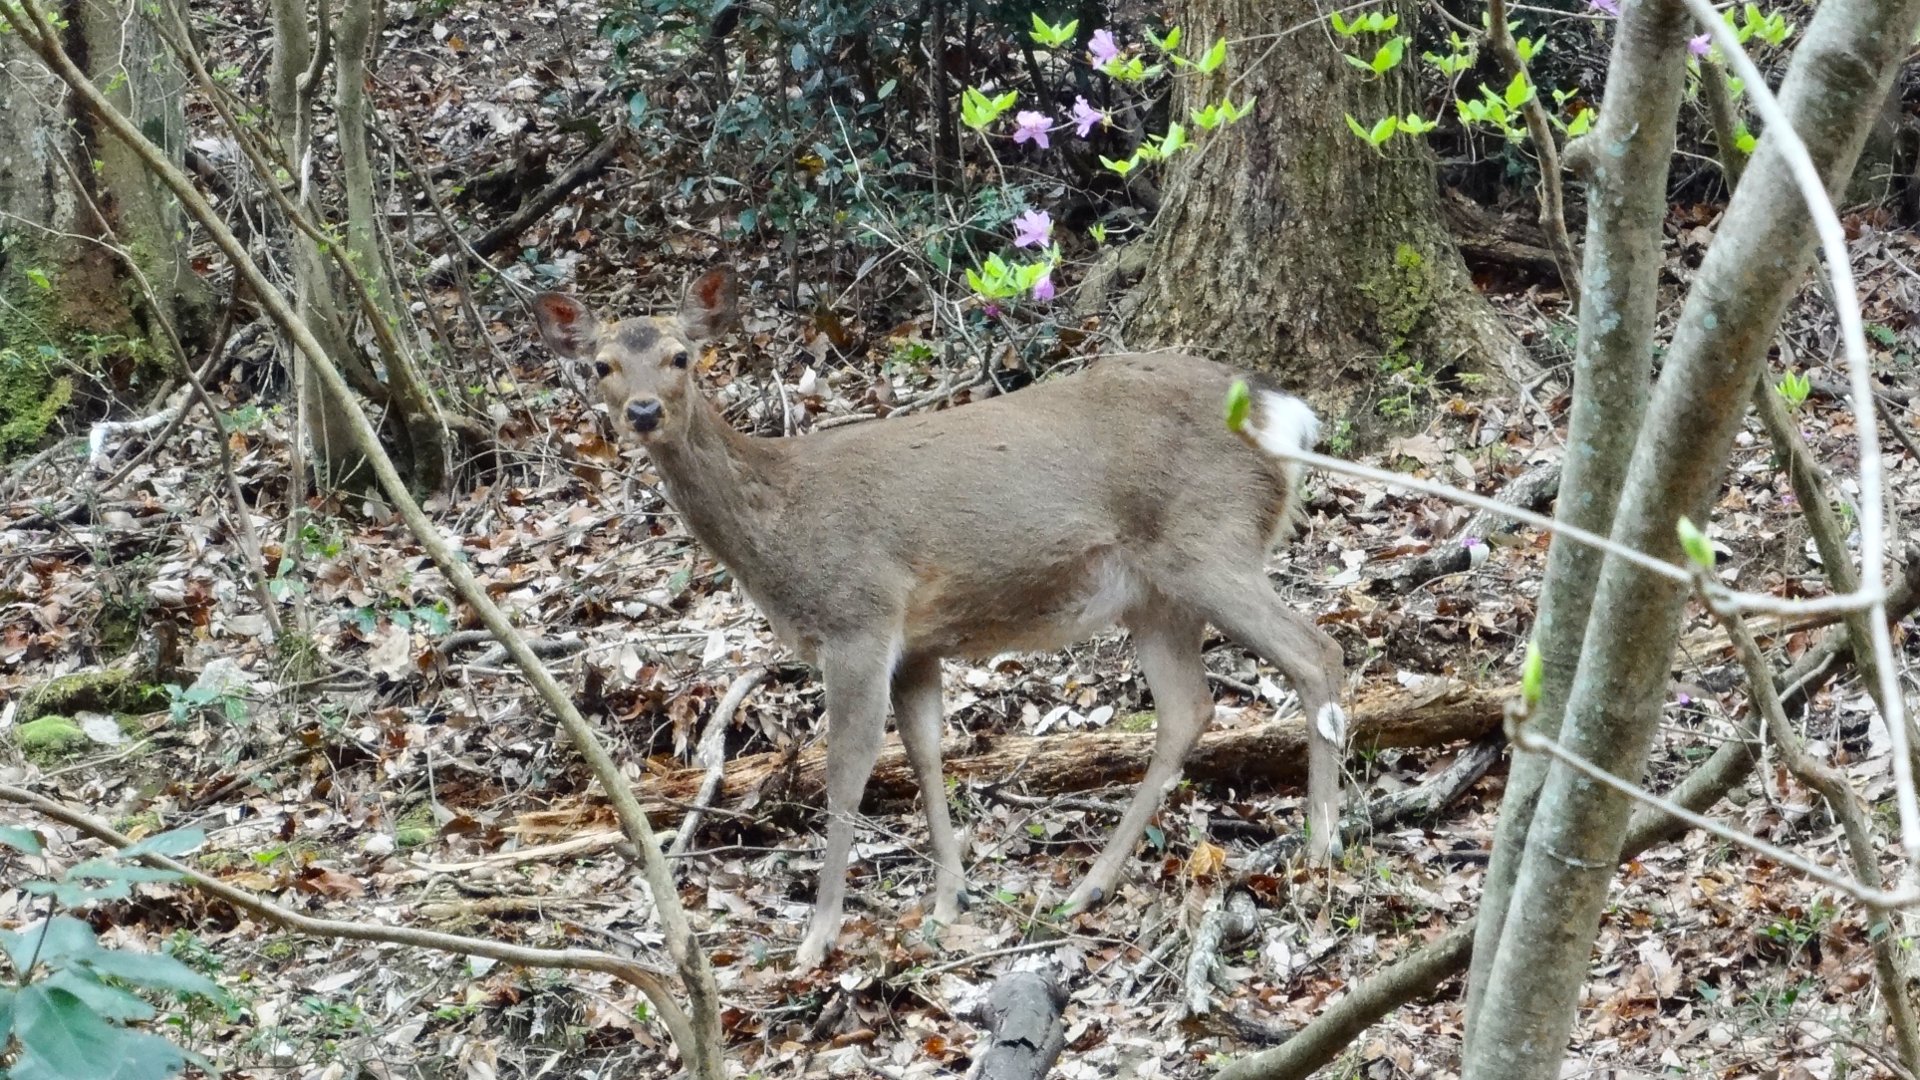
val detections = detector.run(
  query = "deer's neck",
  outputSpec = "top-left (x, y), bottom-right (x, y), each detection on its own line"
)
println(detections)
top-left (649, 393), bottom-right (788, 588)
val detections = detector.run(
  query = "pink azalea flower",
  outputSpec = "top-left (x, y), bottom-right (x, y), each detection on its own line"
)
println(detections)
top-left (1688, 33), bottom-right (1711, 56)
top-left (1012, 209), bottom-right (1053, 249)
top-left (1032, 271), bottom-right (1055, 302)
top-left (1013, 110), bottom-right (1053, 149)
top-left (1071, 96), bottom-right (1106, 138)
top-left (1587, 0), bottom-right (1618, 14)
top-left (1089, 29), bottom-right (1119, 65)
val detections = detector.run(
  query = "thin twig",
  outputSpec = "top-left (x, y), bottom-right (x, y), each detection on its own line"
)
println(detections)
top-left (668, 667), bottom-right (770, 864)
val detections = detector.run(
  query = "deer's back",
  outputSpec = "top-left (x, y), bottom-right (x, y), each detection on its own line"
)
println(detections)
top-left (747, 353), bottom-right (1300, 658)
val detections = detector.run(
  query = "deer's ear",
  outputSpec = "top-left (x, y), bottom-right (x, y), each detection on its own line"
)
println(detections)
top-left (532, 293), bottom-right (601, 359)
top-left (678, 270), bottom-right (738, 342)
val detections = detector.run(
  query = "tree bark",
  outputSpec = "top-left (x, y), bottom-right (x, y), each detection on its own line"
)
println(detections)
top-left (1464, 0), bottom-right (1920, 1072)
top-left (0, 0), bottom-right (204, 458)
top-left (1125, 0), bottom-right (1521, 425)
top-left (1462, 0), bottom-right (1690, 1047)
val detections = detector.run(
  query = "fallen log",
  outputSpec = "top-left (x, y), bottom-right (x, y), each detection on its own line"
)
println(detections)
top-left (969, 969), bottom-right (1069, 1080)
top-left (642, 678), bottom-right (1507, 824)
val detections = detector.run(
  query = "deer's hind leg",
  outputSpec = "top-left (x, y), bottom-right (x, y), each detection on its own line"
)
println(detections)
top-left (1063, 605), bottom-right (1211, 914)
top-left (1171, 567), bottom-right (1347, 861)
top-left (892, 654), bottom-right (967, 924)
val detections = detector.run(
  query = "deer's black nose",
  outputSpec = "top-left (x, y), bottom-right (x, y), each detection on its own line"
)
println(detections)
top-left (627, 399), bottom-right (663, 433)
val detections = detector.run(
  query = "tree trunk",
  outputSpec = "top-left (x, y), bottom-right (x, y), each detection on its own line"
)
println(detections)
top-left (1462, 0), bottom-right (1689, 1049)
top-left (0, 0), bottom-right (205, 458)
top-left (1463, 0), bottom-right (1920, 1071)
top-left (1125, 0), bottom-right (1521, 429)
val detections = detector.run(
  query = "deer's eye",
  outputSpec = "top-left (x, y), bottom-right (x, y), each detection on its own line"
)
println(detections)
top-left (594, 361), bottom-right (612, 378)
top-left (671, 350), bottom-right (690, 369)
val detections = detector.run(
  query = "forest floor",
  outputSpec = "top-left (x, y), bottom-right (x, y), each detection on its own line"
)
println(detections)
top-left (6, 1), bottom-right (1920, 1077)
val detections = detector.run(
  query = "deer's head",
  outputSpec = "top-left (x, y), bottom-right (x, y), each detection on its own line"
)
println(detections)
top-left (532, 270), bottom-right (737, 443)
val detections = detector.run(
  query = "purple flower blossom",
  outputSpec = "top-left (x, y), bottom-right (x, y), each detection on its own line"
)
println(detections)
top-left (1012, 209), bottom-right (1053, 249)
top-left (1071, 96), bottom-right (1107, 138)
top-left (1587, 0), bottom-right (1619, 14)
top-left (1688, 33), bottom-right (1711, 56)
top-left (1013, 110), bottom-right (1054, 149)
top-left (983, 303), bottom-right (1002, 320)
top-left (1032, 271), bottom-right (1055, 302)
top-left (1676, 692), bottom-right (1693, 706)
top-left (1461, 536), bottom-right (1484, 548)
top-left (1089, 29), bottom-right (1119, 65)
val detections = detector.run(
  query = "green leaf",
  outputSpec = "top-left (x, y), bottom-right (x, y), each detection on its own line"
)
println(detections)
top-left (1224, 95), bottom-right (1255, 122)
top-left (1502, 71), bottom-right (1534, 109)
top-left (67, 860), bottom-right (185, 885)
top-left (1676, 516), bottom-right (1715, 570)
top-left (1520, 642), bottom-right (1544, 707)
top-left (12, 987), bottom-right (185, 1080)
top-left (0, 825), bottom-right (43, 855)
top-left (1343, 52), bottom-right (1376, 72)
top-left (1088, 222), bottom-right (1107, 244)
top-left (41, 969), bottom-right (156, 1023)
top-left (876, 78), bottom-right (896, 100)
top-left (1734, 125), bottom-right (1757, 154)
top-left (1399, 113), bottom-right (1437, 135)
top-left (1329, 10), bottom-right (1358, 35)
top-left (1193, 36), bottom-right (1228, 73)
top-left (1153, 122), bottom-right (1190, 156)
top-left (1565, 107), bottom-right (1594, 137)
top-left (1367, 35), bottom-right (1406, 74)
top-left (1027, 13), bottom-right (1077, 47)
top-left (118, 828), bottom-right (204, 860)
top-left (81, 948), bottom-right (219, 997)
top-left (1345, 113), bottom-right (1371, 140)
top-left (1368, 115), bottom-right (1398, 144)
top-left (1193, 102), bottom-right (1224, 130)
top-left (1223, 380), bottom-right (1252, 433)
top-left (1775, 370), bottom-right (1811, 409)
top-left (25, 267), bottom-right (52, 291)
top-left (1146, 24), bottom-right (1181, 51)
top-left (1, 916), bottom-right (100, 976)
top-left (1099, 153), bottom-right (1137, 177)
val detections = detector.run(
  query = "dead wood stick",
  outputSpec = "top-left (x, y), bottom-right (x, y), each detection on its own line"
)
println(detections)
top-left (1186, 891), bottom-right (1259, 1017)
top-left (970, 969), bottom-right (1068, 1080)
top-left (1245, 734), bottom-right (1505, 872)
top-left (431, 132), bottom-right (623, 279)
top-left (642, 679), bottom-right (1505, 823)
top-left (669, 667), bottom-right (770, 864)
top-left (1367, 461), bottom-right (1563, 595)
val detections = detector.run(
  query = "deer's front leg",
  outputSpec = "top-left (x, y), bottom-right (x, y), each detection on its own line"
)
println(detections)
top-left (794, 641), bottom-right (895, 970)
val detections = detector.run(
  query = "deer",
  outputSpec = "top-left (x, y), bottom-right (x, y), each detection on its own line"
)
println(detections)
top-left (533, 269), bottom-right (1349, 969)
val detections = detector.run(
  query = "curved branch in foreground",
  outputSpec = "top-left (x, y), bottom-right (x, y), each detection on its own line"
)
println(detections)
top-left (0, 3), bottom-right (724, 1075)
top-left (0, 784), bottom-right (698, 1059)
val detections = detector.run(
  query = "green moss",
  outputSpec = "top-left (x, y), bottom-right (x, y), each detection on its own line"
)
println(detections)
top-left (1360, 241), bottom-right (1439, 355)
top-left (16, 716), bottom-right (89, 762)
top-left (0, 347), bottom-right (71, 460)
top-left (116, 810), bottom-right (164, 835)
top-left (394, 803), bottom-right (437, 848)
top-left (1116, 711), bottom-right (1158, 733)
top-left (19, 666), bottom-right (164, 722)
top-left (1359, 241), bottom-right (1446, 423)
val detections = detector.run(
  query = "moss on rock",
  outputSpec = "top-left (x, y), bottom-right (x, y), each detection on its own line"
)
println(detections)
top-left (16, 716), bottom-right (88, 762)
top-left (19, 665), bottom-right (163, 722)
